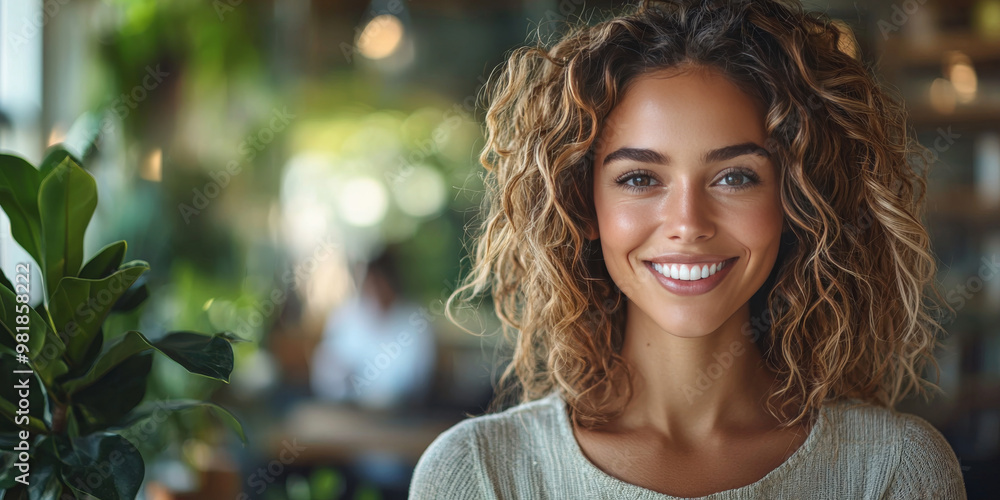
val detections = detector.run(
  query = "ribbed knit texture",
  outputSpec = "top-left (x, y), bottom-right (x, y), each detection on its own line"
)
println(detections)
top-left (409, 391), bottom-right (967, 499)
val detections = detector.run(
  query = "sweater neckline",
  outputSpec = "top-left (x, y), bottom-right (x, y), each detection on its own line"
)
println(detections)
top-left (545, 390), bottom-right (828, 499)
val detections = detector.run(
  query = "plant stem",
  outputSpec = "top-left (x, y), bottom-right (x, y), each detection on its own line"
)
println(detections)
top-left (52, 400), bottom-right (67, 434)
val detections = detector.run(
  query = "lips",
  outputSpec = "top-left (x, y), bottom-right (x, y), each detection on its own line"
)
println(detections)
top-left (651, 259), bottom-right (730, 281)
top-left (646, 253), bottom-right (735, 265)
top-left (643, 257), bottom-right (738, 296)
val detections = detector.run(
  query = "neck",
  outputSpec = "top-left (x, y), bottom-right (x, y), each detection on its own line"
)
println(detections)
top-left (611, 301), bottom-right (778, 439)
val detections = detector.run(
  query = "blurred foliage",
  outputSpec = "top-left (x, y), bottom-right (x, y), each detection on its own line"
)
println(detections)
top-left (45, 0), bottom-right (496, 495)
top-left (0, 148), bottom-right (243, 500)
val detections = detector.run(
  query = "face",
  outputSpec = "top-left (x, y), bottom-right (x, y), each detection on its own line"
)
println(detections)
top-left (590, 64), bottom-right (784, 338)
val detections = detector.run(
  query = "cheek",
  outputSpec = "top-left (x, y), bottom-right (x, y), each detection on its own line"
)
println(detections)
top-left (602, 205), bottom-right (643, 235)
top-left (596, 198), bottom-right (653, 251)
top-left (727, 196), bottom-right (784, 264)
top-left (742, 202), bottom-right (783, 236)
top-left (595, 201), bottom-right (654, 293)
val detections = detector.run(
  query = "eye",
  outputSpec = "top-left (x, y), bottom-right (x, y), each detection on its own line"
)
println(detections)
top-left (624, 174), bottom-right (654, 188)
top-left (717, 168), bottom-right (761, 190)
top-left (614, 170), bottom-right (658, 192)
top-left (614, 167), bottom-right (761, 193)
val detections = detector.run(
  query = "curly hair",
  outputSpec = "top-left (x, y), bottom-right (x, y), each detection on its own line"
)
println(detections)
top-left (445, 0), bottom-right (954, 430)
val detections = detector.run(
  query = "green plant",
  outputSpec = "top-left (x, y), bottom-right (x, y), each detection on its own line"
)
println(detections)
top-left (0, 148), bottom-right (244, 499)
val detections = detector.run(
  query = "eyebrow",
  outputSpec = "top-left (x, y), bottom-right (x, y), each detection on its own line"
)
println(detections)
top-left (600, 142), bottom-right (771, 167)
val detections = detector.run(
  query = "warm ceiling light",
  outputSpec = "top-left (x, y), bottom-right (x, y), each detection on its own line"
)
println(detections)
top-left (141, 148), bottom-right (162, 182)
top-left (357, 14), bottom-right (404, 60)
top-left (945, 51), bottom-right (978, 103)
top-left (929, 78), bottom-right (957, 114)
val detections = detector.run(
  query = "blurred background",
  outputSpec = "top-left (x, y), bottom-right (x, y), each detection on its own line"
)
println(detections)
top-left (0, 0), bottom-right (997, 498)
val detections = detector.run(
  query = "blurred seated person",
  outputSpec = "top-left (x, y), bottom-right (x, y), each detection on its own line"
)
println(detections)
top-left (310, 249), bottom-right (435, 410)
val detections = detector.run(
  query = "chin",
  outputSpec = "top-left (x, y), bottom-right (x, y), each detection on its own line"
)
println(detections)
top-left (633, 303), bottom-right (733, 338)
top-left (656, 319), bottom-right (726, 338)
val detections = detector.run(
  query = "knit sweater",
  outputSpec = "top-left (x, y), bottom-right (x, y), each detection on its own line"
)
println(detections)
top-left (408, 391), bottom-right (967, 499)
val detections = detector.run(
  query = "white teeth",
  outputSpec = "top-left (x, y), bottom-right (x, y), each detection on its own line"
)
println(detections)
top-left (652, 259), bottom-right (729, 281)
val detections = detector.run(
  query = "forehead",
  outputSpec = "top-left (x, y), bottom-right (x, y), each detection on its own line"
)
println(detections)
top-left (595, 66), bottom-right (768, 165)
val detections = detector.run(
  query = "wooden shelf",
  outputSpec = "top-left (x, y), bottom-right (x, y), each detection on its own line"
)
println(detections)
top-left (880, 32), bottom-right (1000, 69)
top-left (905, 103), bottom-right (1000, 128)
top-left (926, 188), bottom-right (1000, 227)
top-left (268, 401), bottom-right (462, 464)
top-left (879, 31), bottom-right (1000, 129)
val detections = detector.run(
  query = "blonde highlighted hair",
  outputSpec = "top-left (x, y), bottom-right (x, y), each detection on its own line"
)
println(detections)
top-left (445, 0), bottom-right (953, 429)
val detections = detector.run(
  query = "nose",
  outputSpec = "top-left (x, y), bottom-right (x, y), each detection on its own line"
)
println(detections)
top-left (658, 180), bottom-right (715, 243)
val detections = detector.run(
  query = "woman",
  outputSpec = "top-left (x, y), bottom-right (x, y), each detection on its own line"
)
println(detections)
top-left (410, 0), bottom-right (967, 498)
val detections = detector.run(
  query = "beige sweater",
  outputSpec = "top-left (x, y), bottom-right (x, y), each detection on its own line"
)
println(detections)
top-left (409, 391), bottom-right (967, 499)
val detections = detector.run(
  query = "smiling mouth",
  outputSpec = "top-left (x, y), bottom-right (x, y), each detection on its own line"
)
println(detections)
top-left (642, 257), bottom-right (739, 296)
top-left (645, 257), bottom-right (738, 281)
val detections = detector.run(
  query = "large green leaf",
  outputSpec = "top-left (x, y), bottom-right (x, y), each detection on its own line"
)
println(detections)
top-left (56, 326), bottom-right (103, 385)
top-left (32, 337), bottom-right (69, 389)
top-left (38, 146), bottom-right (82, 181)
top-left (0, 483), bottom-right (28, 499)
top-left (0, 392), bottom-right (45, 433)
top-left (72, 353), bottom-right (152, 432)
top-left (0, 432), bottom-right (19, 449)
top-left (115, 399), bottom-right (247, 445)
top-left (0, 270), bottom-right (12, 293)
top-left (110, 282), bottom-right (149, 312)
top-left (154, 331), bottom-right (235, 382)
top-left (0, 289), bottom-right (67, 386)
top-left (0, 451), bottom-right (18, 490)
top-left (64, 330), bottom-right (235, 394)
top-left (0, 285), bottom-right (47, 357)
top-left (27, 302), bottom-right (69, 385)
top-left (47, 262), bottom-right (148, 366)
top-left (57, 432), bottom-right (144, 500)
top-left (25, 435), bottom-right (63, 500)
top-left (78, 240), bottom-right (127, 279)
top-left (38, 156), bottom-right (98, 296)
top-left (0, 332), bottom-right (67, 387)
top-left (0, 154), bottom-right (43, 267)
